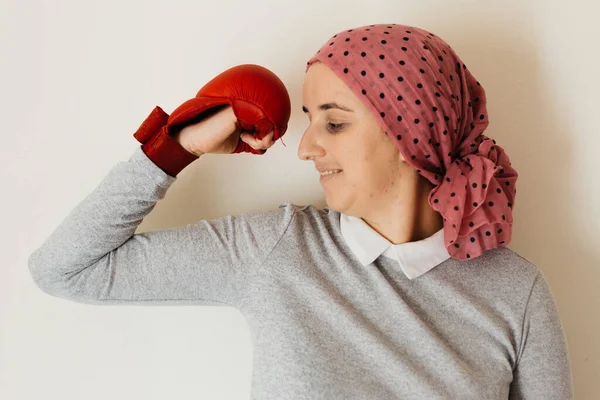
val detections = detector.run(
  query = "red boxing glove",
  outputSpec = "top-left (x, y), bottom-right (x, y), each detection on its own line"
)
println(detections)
top-left (133, 64), bottom-right (291, 177)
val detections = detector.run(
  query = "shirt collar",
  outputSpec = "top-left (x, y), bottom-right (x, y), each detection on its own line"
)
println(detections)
top-left (340, 213), bottom-right (450, 279)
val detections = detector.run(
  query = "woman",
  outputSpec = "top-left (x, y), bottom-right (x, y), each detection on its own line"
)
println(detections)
top-left (28, 24), bottom-right (574, 398)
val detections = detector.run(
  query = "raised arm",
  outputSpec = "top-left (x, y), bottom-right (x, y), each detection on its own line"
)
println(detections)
top-left (28, 64), bottom-right (293, 309)
top-left (27, 145), bottom-right (296, 308)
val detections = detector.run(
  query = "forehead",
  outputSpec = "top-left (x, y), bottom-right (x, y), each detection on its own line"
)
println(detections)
top-left (303, 62), bottom-right (355, 104)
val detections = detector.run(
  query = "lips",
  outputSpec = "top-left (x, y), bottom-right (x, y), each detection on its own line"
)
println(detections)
top-left (320, 170), bottom-right (343, 182)
top-left (320, 169), bottom-right (343, 176)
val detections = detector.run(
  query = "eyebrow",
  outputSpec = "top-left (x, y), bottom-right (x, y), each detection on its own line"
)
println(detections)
top-left (302, 102), bottom-right (354, 114)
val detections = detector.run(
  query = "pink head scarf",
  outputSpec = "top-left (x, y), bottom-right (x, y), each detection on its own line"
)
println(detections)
top-left (306, 24), bottom-right (518, 261)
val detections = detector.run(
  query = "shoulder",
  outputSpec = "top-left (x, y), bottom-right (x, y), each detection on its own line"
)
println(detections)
top-left (272, 202), bottom-right (344, 244)
top-left (277, 202), bottom-right (340, 224)
top-left (436, 246), bottom-right (544, 299)
top-left (479, 246), bottom-right (540, 274)
top-left (229, 202), bottom-right (339, 238)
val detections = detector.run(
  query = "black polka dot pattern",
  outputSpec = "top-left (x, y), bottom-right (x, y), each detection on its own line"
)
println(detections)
top-left (305, 23), bottom-right (518, 261)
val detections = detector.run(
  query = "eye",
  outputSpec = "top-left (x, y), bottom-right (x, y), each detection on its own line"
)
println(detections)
top-left (327, 122), bottom-right (345, 132)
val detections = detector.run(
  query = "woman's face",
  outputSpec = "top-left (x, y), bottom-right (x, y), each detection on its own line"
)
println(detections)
top-left (299, 62), bottom-right (409, 216)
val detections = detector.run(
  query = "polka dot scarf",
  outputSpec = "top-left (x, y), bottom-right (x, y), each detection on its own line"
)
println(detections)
top-left (305, 24), bottom-right (518, 261)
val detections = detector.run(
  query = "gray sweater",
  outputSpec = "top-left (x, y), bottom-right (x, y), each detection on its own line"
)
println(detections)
top-left (27, 146), bottom-right (574, 399)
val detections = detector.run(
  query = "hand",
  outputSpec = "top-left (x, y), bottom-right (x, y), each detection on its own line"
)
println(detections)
top-left (174, 105), bottom-right (276, 156)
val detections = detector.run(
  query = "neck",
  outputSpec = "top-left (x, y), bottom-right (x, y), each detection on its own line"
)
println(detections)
top-left (360, 173), bottom-right (444, 245)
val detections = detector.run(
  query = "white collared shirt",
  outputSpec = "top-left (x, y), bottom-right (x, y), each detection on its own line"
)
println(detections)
top-left (340, 213), bottom-right (451, 279)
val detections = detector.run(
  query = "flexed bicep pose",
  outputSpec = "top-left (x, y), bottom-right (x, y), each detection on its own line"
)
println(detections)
top-left (28, 24), bottom-right (573, 400)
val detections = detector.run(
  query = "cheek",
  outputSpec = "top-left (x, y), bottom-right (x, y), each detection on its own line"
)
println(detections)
top-left (361, 148), bottom-right (401, 193)
top-left (336, 123), bottom-right (394, 189)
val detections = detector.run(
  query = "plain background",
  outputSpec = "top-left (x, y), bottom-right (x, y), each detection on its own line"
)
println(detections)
top-left (2, 0), bottom-right (598, 398)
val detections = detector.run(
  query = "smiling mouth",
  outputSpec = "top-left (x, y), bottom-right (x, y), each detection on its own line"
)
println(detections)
top-left (320, 170), bottom-right (343, 176)
top-left (320, 171), bottom-right (343, 181)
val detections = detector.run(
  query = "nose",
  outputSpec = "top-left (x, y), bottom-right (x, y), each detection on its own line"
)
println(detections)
top-left (297, 124), bottom-right (325, 161)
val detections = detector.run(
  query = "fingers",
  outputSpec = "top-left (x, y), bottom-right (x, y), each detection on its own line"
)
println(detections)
top-left (241, 129), bottom-right (275, 151)
top-left (240, 133), bottom-right (260, 149)
top-left (261, 129), bottom-right (275, 147)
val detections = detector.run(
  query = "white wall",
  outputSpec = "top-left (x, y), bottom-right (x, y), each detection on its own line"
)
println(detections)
top-left (2, 0), bottom-right (598, 398)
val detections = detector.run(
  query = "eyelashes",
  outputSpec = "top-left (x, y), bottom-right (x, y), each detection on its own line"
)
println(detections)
top-left (327, 122), bottom-right (346, 132)
top-left (305, 119), bottom-right (347, 133)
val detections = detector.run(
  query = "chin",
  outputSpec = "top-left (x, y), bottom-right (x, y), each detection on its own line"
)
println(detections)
top-left (324, 194), bottom-right (339, 212)
top-left (324, 194), bottom-right (351, 215)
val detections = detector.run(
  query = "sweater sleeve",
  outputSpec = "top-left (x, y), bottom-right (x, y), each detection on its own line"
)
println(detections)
top-left (27, 146), bottom-right (296, 308)
top-left (508, 269), bottom-right (575, 399)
